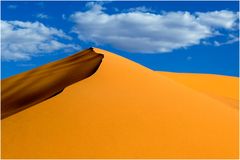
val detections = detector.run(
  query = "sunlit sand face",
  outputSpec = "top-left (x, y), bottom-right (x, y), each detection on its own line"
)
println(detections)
top-left (1, 48), bottom-right (238, 159)
top-left (159, 71), bottom-right (239, 109)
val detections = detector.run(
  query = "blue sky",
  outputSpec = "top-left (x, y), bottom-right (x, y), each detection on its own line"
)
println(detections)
top-left (1, 1), bottom-right (239, 78)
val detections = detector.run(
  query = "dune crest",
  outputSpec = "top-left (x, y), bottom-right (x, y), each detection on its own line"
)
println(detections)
top-left (1, 47), bottom-right (238, 159)
top-left (1, 48), bottom-right (104, 119)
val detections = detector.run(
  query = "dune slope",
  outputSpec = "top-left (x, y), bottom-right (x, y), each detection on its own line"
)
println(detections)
top-left (1, 48), bottom-right (103, 119)
top-left (158, 72), bottom-right (239, 108)
top-left (1, 48), bottom-right (238, 159)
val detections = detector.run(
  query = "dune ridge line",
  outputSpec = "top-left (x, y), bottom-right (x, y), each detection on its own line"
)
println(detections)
top-left (1, 48), bottom-right (104, 119)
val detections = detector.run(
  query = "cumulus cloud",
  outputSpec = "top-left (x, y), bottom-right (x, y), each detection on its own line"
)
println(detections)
top-left (85, 2), bottom-right (106, 12)
top-left (1, 20), bottom-right (80, 61)
top-left (36, 13), bottom-right (49, 19)
top-left (196, 10), bottom-right (239, 29)
top-left (125, 6), bottom-right (154, 13)
top-left (70, 3), bottom-right (239, 53)
top-left (213, 34), bottom-right (239, 46)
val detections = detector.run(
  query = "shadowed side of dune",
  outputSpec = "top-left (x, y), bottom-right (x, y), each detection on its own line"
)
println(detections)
top-left (1, 48), bottom-right (104, 119)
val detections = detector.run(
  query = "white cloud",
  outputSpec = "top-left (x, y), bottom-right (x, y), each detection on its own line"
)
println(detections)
top-left (36, 13), bottom-right (49, 19)
top-left (70, 3), bottom-right (239, 53)
top-left (213, 34), bottom-right (239, 46)
top-left (213, 41), bottom-right (221, 47)
top-left (85, 2), bottom-right (106, 12)
top-left (125, 6), bottom-right (154, 13)
top-left (202, 41), bottom-right (211, 45)
top-left (1, 20), bottom-right (81, 61)
top-left (196, 10), bottom-right (239, 29)
top-left (17, 63), bottom-right (35, 67)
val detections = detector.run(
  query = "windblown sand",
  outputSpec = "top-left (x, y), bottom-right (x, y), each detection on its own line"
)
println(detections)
top-left (1, 48), bottom-right (103, 119)
top-left (1, 48), bottom-right (238, 158)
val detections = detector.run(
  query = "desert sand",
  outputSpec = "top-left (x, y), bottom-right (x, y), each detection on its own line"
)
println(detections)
top-left (1, 48), bottom-right (239, 158)
top-left (1, 48), bottom-right (103, 119)
top-left (159, 72), bottom-right (239, 108)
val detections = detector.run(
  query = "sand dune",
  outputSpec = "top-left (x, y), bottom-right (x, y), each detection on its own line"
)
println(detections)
top-left (1, 48), bottom-right (238, 158)
top-left (1, 48), bottom-right (104, 119)
top-left (158, 72), bottom-right (239, 108)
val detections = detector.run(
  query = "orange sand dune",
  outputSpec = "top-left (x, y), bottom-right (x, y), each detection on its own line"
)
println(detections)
top-left (158, 72), bottom-right (239, 108)
top-left (1, 48), bottom-right (238, 159)
top-left (1, 48), bottom-right (103, 119)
